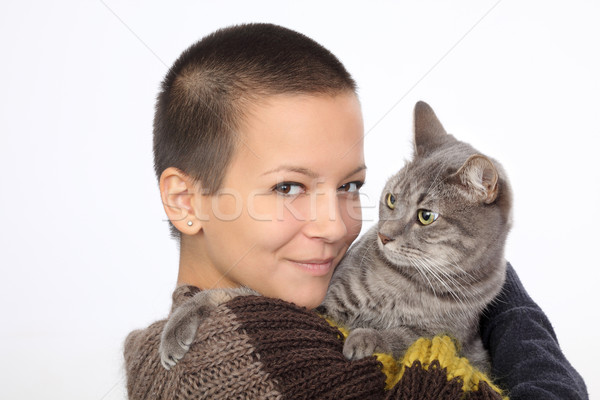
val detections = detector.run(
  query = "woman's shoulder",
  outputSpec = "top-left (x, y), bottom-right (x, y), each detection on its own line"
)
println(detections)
top-left (123, 287), bottom-right (385, 400)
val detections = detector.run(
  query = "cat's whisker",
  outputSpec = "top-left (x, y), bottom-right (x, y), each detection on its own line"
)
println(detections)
top-left (420, 254), bottom-right (454, 291)
top-left (433, 253), bottom-right (493, 305)
top-left (415, 254), bottom-right (472, 313)
top-left (402, 247), bottom-right (474, 307)
top-left (412, 256), bottom-right (465, 311)
top-left (422, 251), bottom-right (474, 290)
top-left (444, 250), bottom-right (468, 274)
top-left (422, 253), bottom-right (471, 289)
top-left (358, 238), bottom-right (378, 271)
top-left (414, 258), bottom-right (474, 323)
top-left (408, 257), bottom-right (438, 299)
top-left (426, 263), bottom-right (464, 304)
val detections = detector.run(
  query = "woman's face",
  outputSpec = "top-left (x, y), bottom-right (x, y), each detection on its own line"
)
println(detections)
top-left (187, 92), bottom-right (365, 309)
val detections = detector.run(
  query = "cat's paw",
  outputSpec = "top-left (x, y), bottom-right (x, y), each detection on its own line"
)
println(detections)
top-left (343, 328), bottom-right (390, 360)
top-left (159, 310), bottom-right (200, 370)
top-left (159, 287), bottom-right (258, 370)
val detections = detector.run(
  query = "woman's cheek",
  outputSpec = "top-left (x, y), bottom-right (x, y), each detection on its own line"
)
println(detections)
top-left (341, 196), bottom-right (363, 239)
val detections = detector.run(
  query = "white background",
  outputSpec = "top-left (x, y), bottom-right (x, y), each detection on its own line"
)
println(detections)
top-left (1, 1), bottom-right (598, 399)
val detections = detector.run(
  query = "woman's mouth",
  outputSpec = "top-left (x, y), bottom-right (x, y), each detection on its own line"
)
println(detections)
top-left (289, 258), bottom-right (334, 276)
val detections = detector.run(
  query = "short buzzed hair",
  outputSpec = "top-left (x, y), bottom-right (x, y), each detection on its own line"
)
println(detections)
top-left (153, 23), bottom-right (357, 241)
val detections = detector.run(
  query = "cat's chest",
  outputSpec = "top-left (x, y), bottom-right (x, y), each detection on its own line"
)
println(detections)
top-left (354, 262), bottom-right (475, 330)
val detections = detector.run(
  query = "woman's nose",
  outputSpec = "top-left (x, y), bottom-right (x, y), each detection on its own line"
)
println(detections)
top-left (304, 189), bottom-right (348, 243)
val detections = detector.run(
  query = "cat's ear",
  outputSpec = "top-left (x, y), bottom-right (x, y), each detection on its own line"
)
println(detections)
top-left (453, 155), bottom-right (499, 204)
top-left (413, 101), bottom-right (448, 157)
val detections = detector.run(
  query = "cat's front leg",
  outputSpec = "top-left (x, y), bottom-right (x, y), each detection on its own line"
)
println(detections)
top-left (159, 287), bottom-right (257, 370)
top-left (343, 327), bottom-right (419, 360)
top-left (343, 328), bottom-right (391, 360)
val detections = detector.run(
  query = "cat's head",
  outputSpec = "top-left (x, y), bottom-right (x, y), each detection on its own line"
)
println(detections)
top-left (377, 101), bottom-right (512, 279)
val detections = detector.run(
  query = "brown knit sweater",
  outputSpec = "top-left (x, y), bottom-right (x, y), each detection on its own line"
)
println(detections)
top-left (124, 286), bottom-right (505, 399)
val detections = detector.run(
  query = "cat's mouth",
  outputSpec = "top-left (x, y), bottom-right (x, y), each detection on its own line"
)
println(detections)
top-left (380, 248), bottom-right (409, 266)
top-left (377, 239), bottom-right (413, 266)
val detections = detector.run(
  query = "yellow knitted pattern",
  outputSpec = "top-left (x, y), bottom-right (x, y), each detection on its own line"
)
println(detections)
top-left (326, 319), bottom-right (507, 399)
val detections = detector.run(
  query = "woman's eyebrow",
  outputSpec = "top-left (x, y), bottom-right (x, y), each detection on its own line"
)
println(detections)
top-left (262, 164), bottom-right (367, 180)
top-left (343, 164), bottom-right (367, 180)
top-left (261, 165), bottom-right (319, 179)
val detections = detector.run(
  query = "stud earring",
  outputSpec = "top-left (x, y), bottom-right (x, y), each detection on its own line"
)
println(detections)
top-left (187, 221), bottom-right (193, 226)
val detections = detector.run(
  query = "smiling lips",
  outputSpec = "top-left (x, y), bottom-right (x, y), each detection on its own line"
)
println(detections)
top-left (290, 258), bottom-right (334, 276)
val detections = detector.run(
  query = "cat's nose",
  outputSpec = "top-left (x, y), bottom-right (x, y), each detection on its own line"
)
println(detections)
top-left (378, 232), bottom-right (393, 245)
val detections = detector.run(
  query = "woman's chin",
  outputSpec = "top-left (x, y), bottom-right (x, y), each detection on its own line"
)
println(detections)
top-left (282, 288), bottom-right (327, 310)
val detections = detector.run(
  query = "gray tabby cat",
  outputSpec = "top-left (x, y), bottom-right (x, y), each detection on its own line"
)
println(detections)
top-left (320, 101), bottom-right (512, 371)
top-left (159, 101), bottom-right (512, 372)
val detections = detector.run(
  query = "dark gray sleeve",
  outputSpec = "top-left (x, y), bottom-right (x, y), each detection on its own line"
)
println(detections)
top-left (479, 263), bottom-right (588, 400)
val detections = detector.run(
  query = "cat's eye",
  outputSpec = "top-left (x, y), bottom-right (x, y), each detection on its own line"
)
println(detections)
top-left (385, 193), bottom-right (396, 209)
top-left (417, 209), bottom-right (439, 225)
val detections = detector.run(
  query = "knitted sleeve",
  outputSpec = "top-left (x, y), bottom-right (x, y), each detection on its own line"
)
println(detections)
top-left (124, 286), bottom-right (505, 399)
top-left (479, 263), bottom-right (588, 399)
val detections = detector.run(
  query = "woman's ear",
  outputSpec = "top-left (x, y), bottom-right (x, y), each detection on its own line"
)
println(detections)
top-left (159, 167), bottom-right (204, 235)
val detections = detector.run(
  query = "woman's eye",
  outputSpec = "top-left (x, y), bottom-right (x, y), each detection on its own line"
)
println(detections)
top-left (338, 181), bottom-right (364, 193)
top-left (273, 182), bottom-right (305, 196)
top-left (417, 209), bottom-right (439, 225)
